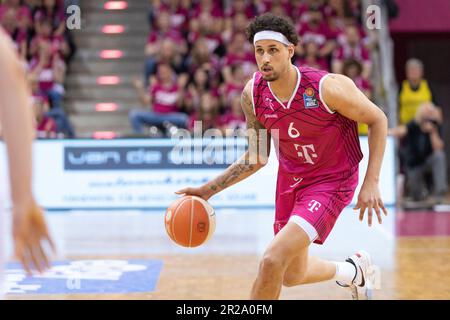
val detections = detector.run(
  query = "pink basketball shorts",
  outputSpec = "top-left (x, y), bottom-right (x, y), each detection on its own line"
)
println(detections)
top-left (274, 166), bottom-right (359, 244)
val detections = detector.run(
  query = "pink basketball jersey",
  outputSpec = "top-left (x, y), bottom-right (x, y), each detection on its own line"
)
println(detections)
top-left (252, 65), bottom-right (363, 178)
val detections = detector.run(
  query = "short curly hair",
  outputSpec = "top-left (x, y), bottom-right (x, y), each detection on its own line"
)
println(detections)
top-left (245, 13), bottom-right (299, 46)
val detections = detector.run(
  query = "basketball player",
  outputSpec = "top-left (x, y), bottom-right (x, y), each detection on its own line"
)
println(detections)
top-left (0, 28), bottom-right (54, 296)
top-left (177, 13), bottom-right (388, 300)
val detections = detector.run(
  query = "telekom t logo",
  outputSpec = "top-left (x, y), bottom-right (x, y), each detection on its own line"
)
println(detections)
top-left (294, 144), bottom-right (317, 164)
top-left (307, 200), bottom-right (322, 213)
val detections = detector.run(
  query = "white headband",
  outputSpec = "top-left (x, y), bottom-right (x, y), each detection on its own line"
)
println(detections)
top-left (253, 30), bottom-right (292, 46)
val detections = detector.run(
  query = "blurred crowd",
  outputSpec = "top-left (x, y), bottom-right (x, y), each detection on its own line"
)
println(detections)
top-left (129, 0), bottom-right (377, 137)
top-left (0, 0), bottom-right (76, 138)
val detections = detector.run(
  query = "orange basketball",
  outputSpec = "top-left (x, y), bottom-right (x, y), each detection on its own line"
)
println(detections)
top-left (165, 195), bottom-right (216, 247)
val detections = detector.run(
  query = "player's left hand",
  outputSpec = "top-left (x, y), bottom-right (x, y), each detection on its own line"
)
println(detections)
top-left (354, 180), bottom-right (388, 227)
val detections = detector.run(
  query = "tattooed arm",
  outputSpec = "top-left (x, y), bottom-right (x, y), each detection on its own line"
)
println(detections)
top-left (176, 79), bottom-right (271, 200)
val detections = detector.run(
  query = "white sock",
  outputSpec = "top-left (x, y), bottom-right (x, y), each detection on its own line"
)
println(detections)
top-left (333, 261), bottom-right (357, 284)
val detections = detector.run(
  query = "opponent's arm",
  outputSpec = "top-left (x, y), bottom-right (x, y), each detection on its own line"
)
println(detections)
top-left (322, 73), bottom-right (388, 226)
top-left (0, 32), bottom-right (54, 274)
top-left (176, 79), bottom-right (271, 200)
top-left (0, 34), bottom-right (34, 210)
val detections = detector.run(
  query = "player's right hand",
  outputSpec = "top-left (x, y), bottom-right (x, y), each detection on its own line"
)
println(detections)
top-left (175, 187), bottom-right (212, 201)
top-left (12, 198), bottom-right (55, 275)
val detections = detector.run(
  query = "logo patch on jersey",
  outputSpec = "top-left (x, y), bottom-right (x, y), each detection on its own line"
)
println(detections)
top-left (303, 87), bottom-right (319, 109)
top-left (264, 96), bottom-right (275, 111)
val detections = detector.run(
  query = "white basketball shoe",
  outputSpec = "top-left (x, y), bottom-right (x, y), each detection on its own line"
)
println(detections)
top-left (336, 250), bottom-right (373, 300)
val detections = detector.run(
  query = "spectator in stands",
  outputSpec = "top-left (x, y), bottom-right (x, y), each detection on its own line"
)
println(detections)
top-left (323, 0), bottom-right (345, 21)
top-left (191, 0), bottom-right (224, 21)
top-left (146, 39), bottom-right (189, 88)
top-left (332, 24), bottom-right (371, 79)
top-left (222, 12), bottom-right (249, 45)
top-left (0, 0), bottom-right (32, 32)
top-left (269, 1), bottom-right (288, 17)
top-left (34, 0), bottom-right (77, 64)
top-left (149, 0), bottom-right (191, 33)
top-left (24, 0), bottom-right (42, 16)
top-left (389, 103), bottom-right (447, 203)
top-left (219, 64), bottom-right (246, 109)
top-left (0, 7), bottom-right (28, 60)
top-left (187, 2), bottom-right (224, 52)
top-left (221, 33), bottom-right (254, 82)
top-left (28, 74), bottom-right (58, 139)
top-left (259, 0), bottom-right (294, 18)
top-left (291, 0), bottom-right (324, 24)
top-left (342, 58), bottom-right (372, 99)
top-left (188, 91), bottom-right (221, 135)
top-left (29, 17), bottom-right (70, 61)
top-left (28, 40), bottom-right (75, 138)
top-left (32, 94), bottom-right (57, 139)
top-left (197, 11), bottom-right (224, 54)
top-left (184, 68), bottom-right (218, 114)
top-left (219, 93), bottom-right (246, 136)
top-left (296, 39), bottom-right (329, 71)
top-left (342, 58), bottom-right (373, 135)
top-left (130, 63), bottom-right (188, 135)
top-left (33, 0), bottom-right (66, 37)
top-left (1, 0), bottom-right (76, 138)
top-left (187, 37), bottom-right (221, 84)
top-left (323, 0), bottom-right (347, 45)
top-left (224, 0), bottom-right (255, 22)
top-left (297, 6), bottom-right (336, 58)
top-left (144, 11), bottom-right (187, 85)
top-left (398, 58), bottom-right (436, 125)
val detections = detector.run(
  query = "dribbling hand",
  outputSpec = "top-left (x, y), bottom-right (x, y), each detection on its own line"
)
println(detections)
top-left (175, 186), bottom-right (212, 201)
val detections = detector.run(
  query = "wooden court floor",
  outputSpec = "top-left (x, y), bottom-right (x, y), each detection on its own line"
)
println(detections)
top-left (7, 236), bottom-right (449, 300)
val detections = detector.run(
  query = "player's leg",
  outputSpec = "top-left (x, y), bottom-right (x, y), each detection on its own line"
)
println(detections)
top-left (283, 250), bottom-right (369, 287)
top-left (282, 200), bottom-right (374, 299)
top-left (281, 167), bottom-right (374, 298)
top-left (281, 216), bottom-right (354, 287)
top-left (250, 222), bottom-right (311, 300)
top-left (283, 253), bottom-right (338, 287)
